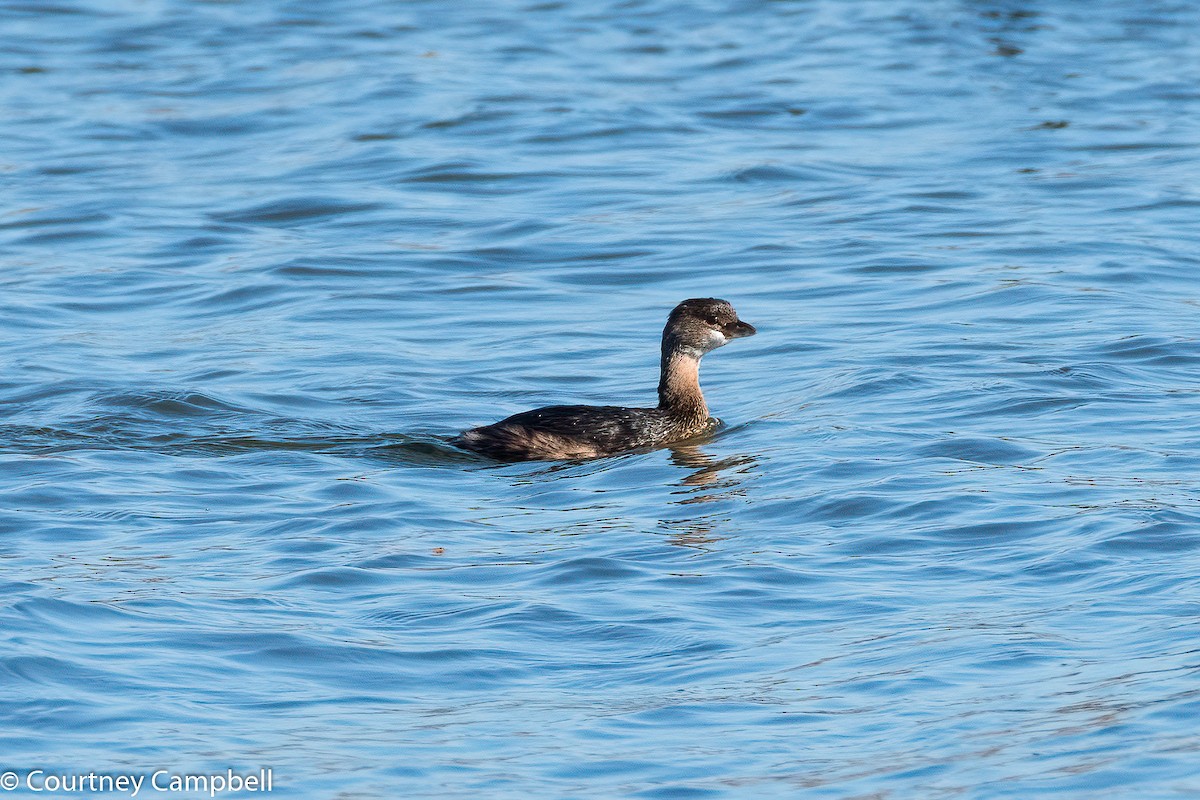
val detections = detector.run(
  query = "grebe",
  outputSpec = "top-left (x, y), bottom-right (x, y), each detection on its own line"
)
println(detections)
top-left (454, 298), bottom-right (755, 461)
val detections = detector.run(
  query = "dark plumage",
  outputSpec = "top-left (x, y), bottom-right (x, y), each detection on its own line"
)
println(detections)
top-left (455, 298), bottom-right (755, 461)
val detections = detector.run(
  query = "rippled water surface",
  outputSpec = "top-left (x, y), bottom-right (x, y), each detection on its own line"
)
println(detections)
top-left (4, 1), bottom-right (1200, 797)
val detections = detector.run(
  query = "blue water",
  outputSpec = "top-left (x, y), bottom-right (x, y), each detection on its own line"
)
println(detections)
top-left (3, 1), bottom-right (1200, 797)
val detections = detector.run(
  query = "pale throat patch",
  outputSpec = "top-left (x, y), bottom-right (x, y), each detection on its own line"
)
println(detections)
top-left (707, 329), bottom-right (727, 347)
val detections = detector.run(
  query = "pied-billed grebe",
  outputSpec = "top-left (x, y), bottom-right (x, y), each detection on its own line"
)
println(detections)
top-left (454, 298), bottom-right (756, 461)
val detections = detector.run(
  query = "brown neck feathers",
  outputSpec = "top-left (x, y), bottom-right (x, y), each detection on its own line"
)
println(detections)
top-left (657, 349), bottom-right (708, 419)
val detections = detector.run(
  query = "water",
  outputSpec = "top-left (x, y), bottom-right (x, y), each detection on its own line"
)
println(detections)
top-left (3, 0), bottom-right (1200, 797)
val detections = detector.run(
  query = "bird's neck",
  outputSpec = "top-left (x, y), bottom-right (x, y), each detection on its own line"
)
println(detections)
top-left (657, 346), bottom-right (708, 420)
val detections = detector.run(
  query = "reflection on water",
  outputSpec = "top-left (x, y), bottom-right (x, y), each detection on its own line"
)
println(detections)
top-left (669, 445), bottom-right (755, 493)
top-left (661, 445), bottom-right (757, 548)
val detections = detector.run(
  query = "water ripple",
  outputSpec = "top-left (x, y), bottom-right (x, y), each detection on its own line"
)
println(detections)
top-left (3, 1), bottom-right (1200, 798)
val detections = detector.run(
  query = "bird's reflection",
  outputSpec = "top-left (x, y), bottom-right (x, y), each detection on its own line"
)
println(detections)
top-left (486, 440), bottom-right (758, 551)
top-left (658, 444), bottom-right (756, 549)
top-left (668, 444), bottom-right (755, 493)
